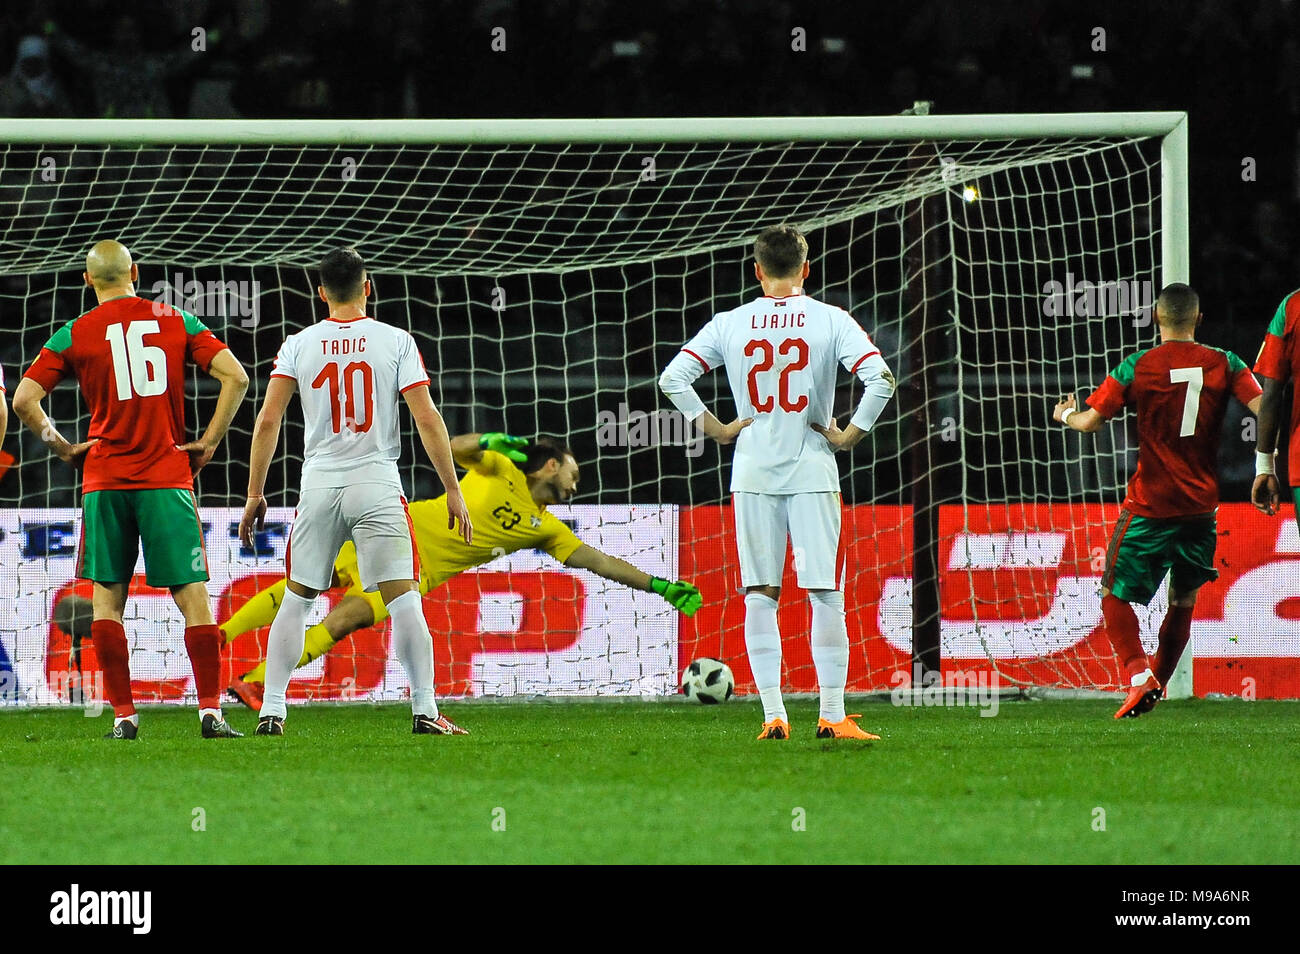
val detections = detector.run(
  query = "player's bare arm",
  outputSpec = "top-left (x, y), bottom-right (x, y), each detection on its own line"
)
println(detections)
top-left (1052, 393), bottom-right (1105, 432)
top-left (691, 411), bottom-right (753, 445)
top-left (11, 378), bottom-right (98, 464)
top-left (564, 544), bottom-right (702, 616)
top-left (0, 387), bottom-right (8, 447)
top-left (821, 350), bottom-right (895, 452)
top-left (403, 385), bottom-right (473, 544)
top-left (176, 348), bottom-right (249, 476)
top-left (239, 375), bottom-right (297, 547)
top-left (1251, 381), bottom-right (1282, 515)
top-left (811, 416), bottom-right (868, 451)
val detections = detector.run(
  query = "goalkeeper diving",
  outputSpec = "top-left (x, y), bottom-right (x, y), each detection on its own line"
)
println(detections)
top-left (224, 431), bottom-right (702, 709)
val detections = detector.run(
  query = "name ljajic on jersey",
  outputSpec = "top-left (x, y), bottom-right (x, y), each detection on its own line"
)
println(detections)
top-left (752, 312), bottom-right (806, 329)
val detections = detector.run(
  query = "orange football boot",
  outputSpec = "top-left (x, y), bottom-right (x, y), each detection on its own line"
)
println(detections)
top-left (756, 718), bottom-right (790, 740)
top-left (815, 714), bottom-right (881, 740)
top-left (1114, 674), bottom-right (1162, 719)
top-left (227, 678), bottom-right (264, 712)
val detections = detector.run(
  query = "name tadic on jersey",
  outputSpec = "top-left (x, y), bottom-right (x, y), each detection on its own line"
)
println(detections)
top-left (679, 294), bottom-right (883, 494)
top-left (271, 317), bottom-right (429, 492)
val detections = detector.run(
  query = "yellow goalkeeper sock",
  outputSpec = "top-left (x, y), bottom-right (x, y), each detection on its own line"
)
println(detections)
top-left (220, 578), bottom-right (288, 643)
top-left (241, 621), bottom-right (340, 685)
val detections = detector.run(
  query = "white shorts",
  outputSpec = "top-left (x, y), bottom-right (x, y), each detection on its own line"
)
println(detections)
top-left (732, 491), bottom-right (844, 592)
top-left (286, 484), bottom-right (418, 592)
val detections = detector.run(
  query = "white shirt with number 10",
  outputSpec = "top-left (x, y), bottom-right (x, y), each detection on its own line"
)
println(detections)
top-left (271, 316), bottom-right (429, 492)
top-left (659, 294), bottom-right (892, 494)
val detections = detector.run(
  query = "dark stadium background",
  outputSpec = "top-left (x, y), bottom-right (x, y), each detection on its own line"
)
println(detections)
top-left (0, 0), bottom-right (1291, 509)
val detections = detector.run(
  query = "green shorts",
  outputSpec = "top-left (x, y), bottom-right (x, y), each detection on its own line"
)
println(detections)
top-left (1101, 509), bottom-right (1218, 606)
top-left (79, 488), bottom-right (209, 588)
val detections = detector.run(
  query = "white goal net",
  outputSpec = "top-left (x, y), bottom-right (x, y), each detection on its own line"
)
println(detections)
top-left (0, 116), bottom-right (1209, 707)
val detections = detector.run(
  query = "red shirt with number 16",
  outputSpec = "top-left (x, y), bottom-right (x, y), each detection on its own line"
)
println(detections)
top-left (24, 296), bottom-right (229, 493)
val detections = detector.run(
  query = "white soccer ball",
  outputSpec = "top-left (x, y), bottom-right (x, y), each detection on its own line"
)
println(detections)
top-left (681, 657), bottom-right (735, 704)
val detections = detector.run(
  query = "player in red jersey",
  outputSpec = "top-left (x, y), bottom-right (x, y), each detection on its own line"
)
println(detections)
top-left (12, 240), bottom-right (250, 739)
top-left (1248, 287), bottom-right (1300, 515)
top-left (1052, 284), bottom-right (1263, 718)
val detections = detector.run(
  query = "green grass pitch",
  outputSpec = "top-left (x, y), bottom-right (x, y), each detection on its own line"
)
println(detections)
top-left (1, 698), bottom-right (1295, 864)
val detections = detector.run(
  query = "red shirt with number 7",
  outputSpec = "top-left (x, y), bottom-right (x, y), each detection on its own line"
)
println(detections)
top-left (1086, 340), bottom-right (1261, 518)
top-left (24, 296), bottom-right (229, 493)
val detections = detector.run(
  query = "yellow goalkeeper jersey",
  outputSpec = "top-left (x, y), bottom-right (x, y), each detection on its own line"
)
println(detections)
top-left (332, 450), bottom-right (583, 590)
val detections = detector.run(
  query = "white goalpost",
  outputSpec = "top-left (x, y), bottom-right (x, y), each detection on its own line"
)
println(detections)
top-left (0, 112), bottom-right (1202, 706)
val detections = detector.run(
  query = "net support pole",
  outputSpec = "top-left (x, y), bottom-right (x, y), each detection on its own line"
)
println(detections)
top-left (906, 162), bottom-right (943, 683)
top-left (1162, 115), bottom-right (1195, 702)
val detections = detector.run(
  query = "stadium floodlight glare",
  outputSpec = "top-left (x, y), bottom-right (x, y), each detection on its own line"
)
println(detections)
top-left (0, 113), bottom-right (1195, 704)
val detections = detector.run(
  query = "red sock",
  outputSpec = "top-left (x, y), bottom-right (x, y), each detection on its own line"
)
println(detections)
top-left (184, 625), bottom-right (223, 711)
top-left (91, 619), bottom-right (135, 717)
top-left (1152, 604), bottom-right (1195, 686)
top-left (1101, 594), bottom-right (1150, 682)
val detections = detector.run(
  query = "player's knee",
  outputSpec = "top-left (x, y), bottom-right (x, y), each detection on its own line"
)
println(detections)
top-left (747, 584), bottom-right (780, 601)
top-left (377, 578), bottom-right (419, 606)
top-left (1168, 585), bottom-right (1200, 608)
top-left (286, 579), bottom-right (319, 601)
top-left (171, 581), bottom-right (215, 626)
top-left (808, 589), bottom-right (844, 611)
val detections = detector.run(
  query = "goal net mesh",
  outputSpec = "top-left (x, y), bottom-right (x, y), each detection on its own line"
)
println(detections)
top-left (0, 131), bottom-right (1164, 705)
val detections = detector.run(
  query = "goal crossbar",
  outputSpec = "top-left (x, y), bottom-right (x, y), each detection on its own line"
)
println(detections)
top-left (0, 112), bottom-right (1187, 145)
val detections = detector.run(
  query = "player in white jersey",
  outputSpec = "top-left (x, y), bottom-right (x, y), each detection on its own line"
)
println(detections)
top-left (238, 248), bottom-right (473, 736)
top-left (659, 225), bottom-right (895, 741)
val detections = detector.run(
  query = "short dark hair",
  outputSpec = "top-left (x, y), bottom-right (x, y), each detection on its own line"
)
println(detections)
top-left (1156, 282), bottom-right (1199, 328)
top-left (522, 436), bottom-right (574, 475)
top-left (754, 224), bottom-right (808, 279)
top-left (319, 247), bottom-right (367, 302)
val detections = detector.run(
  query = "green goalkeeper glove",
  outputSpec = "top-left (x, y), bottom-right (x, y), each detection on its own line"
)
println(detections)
top-left (649, 577), bottom-right (702, 617)
top-left (479, 432), bottom-right (529, 463)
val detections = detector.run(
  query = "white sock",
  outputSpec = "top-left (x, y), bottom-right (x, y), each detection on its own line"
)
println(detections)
top-left (810, 590), bottom-right (849, 722)
top-left (744, 592), bottom-right (785, 722)
top-left (388, 590), bottom-right (438, 718)
top-left (1131, 667), bottom-right (1155, 688)
top-left (262, 589), bottom-right (313, 720)
top-left (198, 707), bottom-right (222, 723)
top-left (115, 714), bottom-right (138, 728)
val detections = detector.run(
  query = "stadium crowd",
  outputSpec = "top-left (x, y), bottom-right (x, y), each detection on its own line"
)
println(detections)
top-left (1, 0), bottom-right (1291, 356)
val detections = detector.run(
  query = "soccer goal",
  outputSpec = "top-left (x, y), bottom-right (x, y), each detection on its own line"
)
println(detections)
top-left (3, 112), bottom-right (1252, 709)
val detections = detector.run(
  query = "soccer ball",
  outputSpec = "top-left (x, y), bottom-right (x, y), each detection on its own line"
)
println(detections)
top-left (52, 594), bottom-right (94, 638)
top-left (681, 658), bottom-right (734, 704)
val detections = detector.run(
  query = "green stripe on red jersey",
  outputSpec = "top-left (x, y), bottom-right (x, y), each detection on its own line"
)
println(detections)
top-left (1266, 290), bottom-right (1300, 338)
top-left (179, 308), bottom-right (208, 336)
top-left (42, 317), bottom-right (77, 354)
top-left (1254, 288), bottom-right (1300, 382)
top-left (1086, 348), bottom-right (1150, 419)
top-left (1109, 349), bottom-right (1149, 388)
